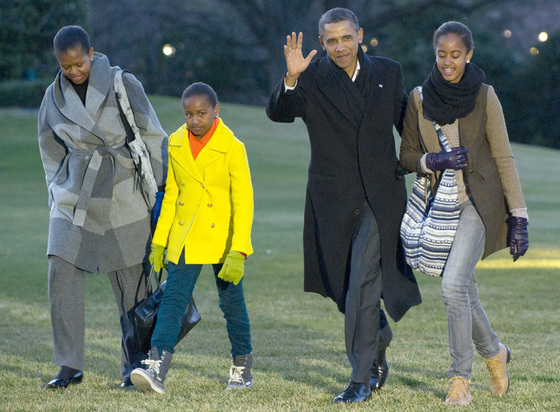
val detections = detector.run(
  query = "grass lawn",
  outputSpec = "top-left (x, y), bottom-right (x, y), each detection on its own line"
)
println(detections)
top-left (0, 96), bottom-right (559, 411)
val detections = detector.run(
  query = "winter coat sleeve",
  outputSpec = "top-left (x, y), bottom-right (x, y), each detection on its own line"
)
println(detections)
top-left (399, 89), bottom-right (425, 174)
top-left (485, 86), bottom-right (527, 213)
top-left (38, 87), bottom-right (67, 207)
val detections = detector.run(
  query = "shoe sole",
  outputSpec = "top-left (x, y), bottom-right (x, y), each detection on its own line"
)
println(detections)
top-left (333, 393), bottom-right (372, 404)
top-left (130, 369), bottom-right (165, 394)
top-left (226, 382), bottom-right (254, 390)
top-left (504, 346), bottom-right (511, 394)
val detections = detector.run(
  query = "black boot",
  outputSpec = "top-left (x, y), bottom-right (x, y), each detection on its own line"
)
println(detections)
top-left (333, 380), bottom-right (372, 403)
top-left (369, 349), bottom-right (389, 391)
top-left (47, 366), bottom-right (83, 389)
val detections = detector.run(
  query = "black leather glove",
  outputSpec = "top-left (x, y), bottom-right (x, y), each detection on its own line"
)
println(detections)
top-left (425, 147), bottom-right (469, 171)
top-left (507, 216), bottom-right (529, 262)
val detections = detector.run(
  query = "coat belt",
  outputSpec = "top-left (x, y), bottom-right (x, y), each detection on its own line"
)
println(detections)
top-left (69, 144), bottom-right (134, 227)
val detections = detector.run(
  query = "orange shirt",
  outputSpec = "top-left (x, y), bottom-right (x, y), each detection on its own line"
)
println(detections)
top-left (188, 118), bottom-right (219, 160)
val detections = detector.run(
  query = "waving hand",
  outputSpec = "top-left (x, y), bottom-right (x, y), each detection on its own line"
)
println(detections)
top-left (284, 32), bottom-right (317, 87)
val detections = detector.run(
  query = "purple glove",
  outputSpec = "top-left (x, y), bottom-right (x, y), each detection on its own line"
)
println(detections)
top-left (507, 216), bottom-right (529, 262)
top-left (426, 147), bottom-right (469, 171)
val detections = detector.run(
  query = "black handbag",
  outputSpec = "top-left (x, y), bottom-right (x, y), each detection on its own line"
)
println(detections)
top-left (130, 266), bottom-right (201, 354)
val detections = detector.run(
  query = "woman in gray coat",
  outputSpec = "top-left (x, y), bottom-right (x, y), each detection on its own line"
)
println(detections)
top-left (38, 26), bottom-right (167, 389)
top-left (400, 21), bottom-right (528, 405)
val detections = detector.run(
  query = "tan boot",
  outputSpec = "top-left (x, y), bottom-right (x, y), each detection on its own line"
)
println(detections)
top-left (484, 343), bottom-right (511, 395)
top-left (444, 376), bottom-right (472, 405)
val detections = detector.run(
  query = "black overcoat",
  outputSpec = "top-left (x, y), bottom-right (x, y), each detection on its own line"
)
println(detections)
top-left (266, 52), bottom-right (421, 321)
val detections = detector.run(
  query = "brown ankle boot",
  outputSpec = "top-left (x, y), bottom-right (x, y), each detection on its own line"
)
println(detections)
top-left (444, 376), bottom-right (472, 405)
top-left (484, 343), bottom-right (511, 395)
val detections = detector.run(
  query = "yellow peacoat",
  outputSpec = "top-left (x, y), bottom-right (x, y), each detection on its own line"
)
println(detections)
top-left (153, 119), bottom-right (253, 264)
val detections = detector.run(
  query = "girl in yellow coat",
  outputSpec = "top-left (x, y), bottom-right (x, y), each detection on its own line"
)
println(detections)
top-left (131, 83), bottom-right (254, 394)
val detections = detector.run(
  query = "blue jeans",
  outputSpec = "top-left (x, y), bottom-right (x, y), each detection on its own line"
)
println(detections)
top-left (151, 251), bottom-right (252, 356)
top-left (441, 201), bottom-right (500, 379)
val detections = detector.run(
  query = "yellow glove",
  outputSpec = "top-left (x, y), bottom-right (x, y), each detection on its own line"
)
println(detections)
top-left (149, 243), bottom-right (166, 272)
top-left (217, 251), bottom-right (245, 285)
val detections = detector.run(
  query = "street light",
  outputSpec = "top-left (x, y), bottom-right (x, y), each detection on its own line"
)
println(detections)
top-left (162, 44), bottom-right (176, 56)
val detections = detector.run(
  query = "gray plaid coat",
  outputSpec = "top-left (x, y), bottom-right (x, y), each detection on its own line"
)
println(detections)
top-left (38, 53), bottom-right (167, 273)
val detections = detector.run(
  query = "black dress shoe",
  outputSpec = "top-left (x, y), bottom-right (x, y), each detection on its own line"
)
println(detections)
top-left (47, 371), bottom-right (83, 389)
top-left (370, 359), bottom-right (389, 391)
top-left (333, 380), bottom-right (372, 403)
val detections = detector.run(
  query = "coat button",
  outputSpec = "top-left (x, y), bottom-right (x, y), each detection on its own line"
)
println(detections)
top-left (211, 223), bottom-right (215, 228)
top-left (207, 203), bottom-right (212, 207)
top-left (180, 181), bottom-right (184, 185)
top-left (469, 169), bottom-right (474, 174)
top-left (179, 221), bottom-right (184, 226)
top-left (201, 184), bottom-right (205, 189)
top-left (354, 209), bottom-right (360, 215)
top-left (179, 201), bottom-right (184, 206)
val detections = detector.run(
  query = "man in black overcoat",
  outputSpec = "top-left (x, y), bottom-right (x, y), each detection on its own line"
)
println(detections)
top-left (266, 8), bottom-right (422, 403)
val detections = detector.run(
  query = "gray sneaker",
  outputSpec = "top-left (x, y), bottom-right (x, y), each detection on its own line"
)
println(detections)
top-left (226, 353), bottom-right (254, 389)
top-left (131, 347), bottom-right (173, 394)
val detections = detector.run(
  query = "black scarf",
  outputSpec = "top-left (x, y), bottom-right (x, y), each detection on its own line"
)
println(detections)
top-left (421, 61), bottom-right (485, 125)
top-left (328, 47), bottom-right (372, 127)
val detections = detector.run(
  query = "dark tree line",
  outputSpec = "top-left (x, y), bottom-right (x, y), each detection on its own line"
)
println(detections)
top-left (1, 0), bottom-right (559, 148)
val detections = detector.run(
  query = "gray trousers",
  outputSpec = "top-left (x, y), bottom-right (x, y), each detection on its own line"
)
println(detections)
top-left (48, 255), bottom-right (146, 377)
top-left (345, 205), bottom-right (392, 384)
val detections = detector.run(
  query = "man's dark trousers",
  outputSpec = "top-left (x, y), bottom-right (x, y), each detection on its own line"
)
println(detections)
top-left (345, 204), bottom-right (392, 384)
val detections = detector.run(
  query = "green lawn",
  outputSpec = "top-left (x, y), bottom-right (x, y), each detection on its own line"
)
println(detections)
top-left (0, 97), bottom-right (559, 411)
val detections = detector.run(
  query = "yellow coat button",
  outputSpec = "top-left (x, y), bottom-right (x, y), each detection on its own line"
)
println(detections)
top-left (207, 203), bottom-right (212, 207)
top-left (179, 201), bottom-right (184, 206)
top-left (201, 184), bottom-right (205, 189)
top-left (211, 223), bottom-right (215, 228)
top-left (179, 221), bottom-right (184, 226)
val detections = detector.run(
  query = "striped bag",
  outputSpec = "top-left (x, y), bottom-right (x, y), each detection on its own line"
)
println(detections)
top-left (400, 114), bottom-right (460, 277)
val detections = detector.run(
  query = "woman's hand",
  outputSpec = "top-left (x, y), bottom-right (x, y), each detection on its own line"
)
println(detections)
top-left (217, 251), bottom-right (246, 285)
top-left (507, 216), bottom-right (529, 261)
top-left (426, 147), bottom-right (469, 171)
top-left (149, 243), bottom-right (166, 272)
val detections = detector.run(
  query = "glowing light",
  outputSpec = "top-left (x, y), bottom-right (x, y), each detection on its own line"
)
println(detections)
top-left (369, 38), bottom-right (379, 47)
top-left (361, 45), bottom-right (368, 53)
top-left (503, 30), bottom-right (512, 38)
top-left (530, 47), bottom-right (539, 55)
top-left (538, 32), bottom-right (548, 42)
top-left (162, 44), bottom-right (176, 56)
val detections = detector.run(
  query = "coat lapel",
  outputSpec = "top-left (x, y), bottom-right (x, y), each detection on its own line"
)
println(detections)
top-left (195, 121), bottom-right (229, 170)
top-left (361, 56), bottom-right (386, 121)
top-left (169, 121), bottom-right (230, 184)
top-left (315, 57), bottom-right (360, 129)
top-left (169, 126), bottom-right (203, 183)
top-left (53, 54), bottom-right (114, 143)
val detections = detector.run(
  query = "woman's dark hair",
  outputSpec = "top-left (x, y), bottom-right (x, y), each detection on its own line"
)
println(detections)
top-left (182, 82), bottom-right (218, 106)
top-left (53, 25), bottom-right (90, 54)
top-left (318, 8), bottom-right (360, 37)
top-left (433, 21), bottom-right (474, 52)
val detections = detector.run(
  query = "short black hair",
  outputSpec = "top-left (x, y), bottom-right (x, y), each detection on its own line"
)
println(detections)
top-left (53, 25), bottom-right (91, 54)
top-left (181, 82), bottom-right (218, 106)
top-left (318, 8), bottom-right (360, 37)
top-left (433, 21), bottom-right (474, 52)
